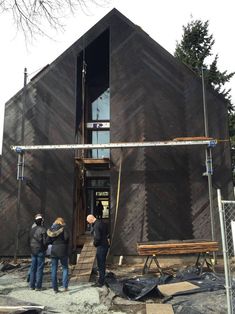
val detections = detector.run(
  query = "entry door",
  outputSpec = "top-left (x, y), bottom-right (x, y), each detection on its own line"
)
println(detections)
top-left (94, 190), bottom-right (109, 218)
top-left (87, 188), bottom-right (109, 218)
top-left (86, 178), bottom-right (110, 230)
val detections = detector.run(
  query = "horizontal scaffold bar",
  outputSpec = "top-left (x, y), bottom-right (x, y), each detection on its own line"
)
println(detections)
top-left (11, 139), bottom-right (217, 152)
top-left (221, 200), bottom-right (235, 204)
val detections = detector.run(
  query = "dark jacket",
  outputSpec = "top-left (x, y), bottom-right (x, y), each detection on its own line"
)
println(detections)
top-left (46, 224), bottom-right (69, 258)
top-left (30, 225), bottom-right (47, 255)
top-left (93, 220), bottom-right (109, 248)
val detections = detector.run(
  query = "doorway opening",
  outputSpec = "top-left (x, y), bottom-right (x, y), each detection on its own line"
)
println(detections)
top-left (86, 177), bottom-right (110, 231)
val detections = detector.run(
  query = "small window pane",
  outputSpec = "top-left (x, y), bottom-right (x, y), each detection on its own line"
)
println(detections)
top-left (92, 88), bottom-right (110, 121)
top-left (92, 130), bottom-right (110, 158)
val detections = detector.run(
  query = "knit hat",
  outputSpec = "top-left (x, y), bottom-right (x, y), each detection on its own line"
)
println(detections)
top-left (35, 213), bottom-right (43, 220)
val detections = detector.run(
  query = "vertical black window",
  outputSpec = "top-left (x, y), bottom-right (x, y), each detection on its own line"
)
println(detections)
top-left (82, 29), bottom-right (110, 159)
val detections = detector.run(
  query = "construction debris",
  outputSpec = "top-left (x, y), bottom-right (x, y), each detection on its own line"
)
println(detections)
top-left (0, 262), bottom-right (20, 272)
top-left (0, 258), bottom-right (231, 314)
top-left (157, 281), bottom-right (199, 297)
top-left (0, 305), bottom-right (45, 312)
top-left (146, 303), bottom-right (174, 314)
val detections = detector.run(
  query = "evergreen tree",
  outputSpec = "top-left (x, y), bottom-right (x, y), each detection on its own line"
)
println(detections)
top-left (175, 20), bottom-right (214, 73)
top-left (175, 19), bottom-right (235, 181)
top-left (175, 19), bottom-right (234, 112)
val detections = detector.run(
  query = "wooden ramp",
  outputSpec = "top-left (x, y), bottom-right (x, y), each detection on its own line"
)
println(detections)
top-left (71, 239), bottom-right (96, 282)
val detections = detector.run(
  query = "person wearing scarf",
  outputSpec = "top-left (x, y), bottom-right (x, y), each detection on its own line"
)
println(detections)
top-left (46, 217), bottom-right (70, 293)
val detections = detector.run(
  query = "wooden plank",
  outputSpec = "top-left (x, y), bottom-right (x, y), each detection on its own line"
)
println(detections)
top-left (72, 239), bottom-right (96, 282)
top-left (137, 245), bottom-right (219, 251)
top-left (158, 281), bottom-right (199, 297)
top-left (138, 239), bottom-right (216, 244)
top-left (0, 305), bottom-right (45, 311)
top-left (137, 241), bottom-right (219, 255)
top-left (173, 136), bottom-right (213, 141)
top-left (137, 241), bottom-right (218, 249)
top-left (78, 257), bottom-right (95, 264)
top-left (75, 158), bottom-right (110, 165)
top-left (146, 304), bottom-right (174, 314)
top-left (138, 247), bottom-right (218, 255)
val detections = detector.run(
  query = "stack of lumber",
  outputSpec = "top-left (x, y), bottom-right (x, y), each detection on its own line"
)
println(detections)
top-left (173, 136), bottom-right (213, 141)
top-left (137, 240), bottom-right (219, 256)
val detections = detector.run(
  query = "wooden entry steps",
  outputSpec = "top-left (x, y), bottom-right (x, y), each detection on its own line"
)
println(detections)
top-left (71, 239), bottom-right (96, 282)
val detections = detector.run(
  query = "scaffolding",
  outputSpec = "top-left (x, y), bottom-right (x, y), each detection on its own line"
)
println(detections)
top-left (11, 138), bottom-right (217, 260)
top-left (11, 139), bottom-right (217, 152)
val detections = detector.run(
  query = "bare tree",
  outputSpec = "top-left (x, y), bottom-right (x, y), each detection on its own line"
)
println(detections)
top-left (0, 0), bottom-right (110, 39)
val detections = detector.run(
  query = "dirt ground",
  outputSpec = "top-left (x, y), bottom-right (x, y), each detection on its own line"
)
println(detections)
top-left (0, 258), bottom-right (147, 314)
top-left (0, 258), bottom-right (229, 314)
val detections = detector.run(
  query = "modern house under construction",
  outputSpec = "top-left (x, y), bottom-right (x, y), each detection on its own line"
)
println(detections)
top-left (0, 9), bottom-right (233, 257)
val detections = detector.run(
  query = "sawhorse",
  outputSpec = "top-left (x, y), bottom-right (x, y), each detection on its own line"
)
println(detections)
top-left (142, 252), bottom-right (215, 275)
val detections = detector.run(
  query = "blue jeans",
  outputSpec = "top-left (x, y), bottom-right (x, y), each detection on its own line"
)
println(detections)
top-left (96, 246), bottom-right (109, 285)
top-left (51, 256), bottom-right (69, 291)
top-left (30, 252), bottom-right (45, 289)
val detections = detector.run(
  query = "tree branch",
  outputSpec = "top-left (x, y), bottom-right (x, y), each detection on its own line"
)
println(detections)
top-left (0, 0), bottom-right (110, 40)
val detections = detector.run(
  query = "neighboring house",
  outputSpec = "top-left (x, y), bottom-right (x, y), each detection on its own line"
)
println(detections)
top-left (0, 9), bottom-right (233, 256)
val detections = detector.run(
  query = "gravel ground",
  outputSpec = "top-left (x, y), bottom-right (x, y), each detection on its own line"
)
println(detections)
top-left (0, 259), bottom-right (229, 314)
top-left (0, 267), bottom-right (126, 314)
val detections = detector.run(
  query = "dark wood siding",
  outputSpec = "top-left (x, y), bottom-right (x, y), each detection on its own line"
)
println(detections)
top-left (109, 14), bottom-right (233, 254)
top-left (0, 46), bottom-right (77, 255)
top-left (0, 9), bottom-right (233, 256)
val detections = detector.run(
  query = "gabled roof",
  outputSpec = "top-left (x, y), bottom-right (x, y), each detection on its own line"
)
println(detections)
top-left (5, 8), bottom-right (225, 106)
top-left (5, 8), bottom-right (163, 105)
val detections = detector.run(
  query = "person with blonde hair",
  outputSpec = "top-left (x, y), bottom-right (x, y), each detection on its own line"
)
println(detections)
top-left (46, 217), bottom-right (70, 293)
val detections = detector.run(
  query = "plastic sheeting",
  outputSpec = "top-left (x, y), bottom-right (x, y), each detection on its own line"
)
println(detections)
top-left (106, 272), bottom-right (172, 300)
top-left (106, 268), bottom-right (226, 301)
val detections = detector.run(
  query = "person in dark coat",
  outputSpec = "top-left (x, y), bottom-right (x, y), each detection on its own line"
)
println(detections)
top-left (86, 214), bottom-right (109, 287)
top-left (29, 213), bottom-right (47, 290)
top-left (95, 200), bottom-right (104, 219)
top-left (46, 217), bottom-right (69, 293)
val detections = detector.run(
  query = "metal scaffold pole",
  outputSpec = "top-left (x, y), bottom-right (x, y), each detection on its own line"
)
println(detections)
top-left (217, 189), bottom-right (233, 314)
top-left (202, 66), bottom-right (215, 244)
top-left (14, 68), bottom-right (27, 263)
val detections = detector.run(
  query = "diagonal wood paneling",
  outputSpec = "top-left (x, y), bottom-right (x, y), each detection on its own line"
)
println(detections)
top-left (0, 9), bottom-right (233, 256)
top-left (108, 13), bottom-right (233, 255)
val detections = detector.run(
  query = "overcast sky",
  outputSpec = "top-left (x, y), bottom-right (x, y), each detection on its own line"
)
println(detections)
top-left (0, 0), bottom-right (234, 153)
